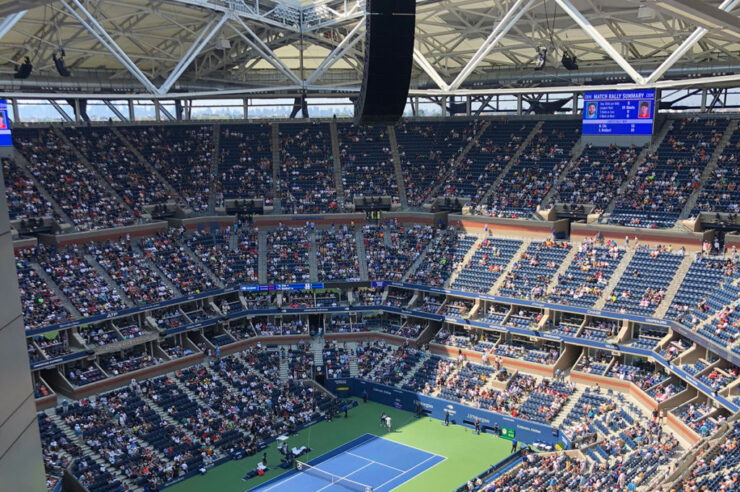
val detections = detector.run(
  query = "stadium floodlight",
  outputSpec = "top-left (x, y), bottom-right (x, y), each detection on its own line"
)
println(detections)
top-left (535, 47), bottom-right (547, 71)
top-left (14, 56), bottom-right (32, 79)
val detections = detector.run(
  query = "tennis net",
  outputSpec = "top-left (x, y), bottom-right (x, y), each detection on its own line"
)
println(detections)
top-left (295, 460), bottom-right (373, 492)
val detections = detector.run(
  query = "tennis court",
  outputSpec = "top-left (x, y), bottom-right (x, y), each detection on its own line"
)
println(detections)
top-left (248, 433), bottom-right (446, 492)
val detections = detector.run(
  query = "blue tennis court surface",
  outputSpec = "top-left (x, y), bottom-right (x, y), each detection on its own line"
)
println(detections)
top-left (248, 434), bottom-right (445, 492)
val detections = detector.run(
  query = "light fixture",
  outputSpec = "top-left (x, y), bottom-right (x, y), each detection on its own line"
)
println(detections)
top-left (14, 56), bottom-right (32, 79)
top-left (53, 49), bottom-right (71, 77)
top-left (561, 52), bottom-right (578, 71)
top-left (535, 47), bottom-right (547, 71)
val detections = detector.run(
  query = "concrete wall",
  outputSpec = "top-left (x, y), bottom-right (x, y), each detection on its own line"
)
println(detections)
top-left (38, 220), bottom-right (168, 246)
top-left (0, 177), bottom-right (45, 492)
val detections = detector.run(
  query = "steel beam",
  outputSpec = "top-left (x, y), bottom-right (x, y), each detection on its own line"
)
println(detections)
top-left (553, 0), bottom-right (646, 84)
top-left (448, 0), bottom-right (536, 91)
top-left (230, 16), bottom-right (302, 85)
top-left (159, 103), bottom-right (176, 121)
top-left (167, 0), bottom-right (300, 32)
top-left (158, 14), bottom-right (229, 95)
top-left (0, 10), bottom-right (25, 41)
top-left (48, 100), bottom-right (74, 122)
top-left (305, 18), bottom-right (364, 86)
top-left (103, 100), bottom-right (128, 121)
top-left (413, 48), bottom-right (449, 91)
top-left (60, 0), bottom-right (160, 94)
top-left (646, 0), bottom-right (740, 84)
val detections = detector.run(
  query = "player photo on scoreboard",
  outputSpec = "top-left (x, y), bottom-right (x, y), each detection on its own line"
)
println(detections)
top-left (585, 102), bottom-right (598, 119)
top-left (637, 101), bottom-right (651, 118)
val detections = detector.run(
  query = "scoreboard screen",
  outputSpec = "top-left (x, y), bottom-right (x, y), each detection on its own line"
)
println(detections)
top-left (582, 90), bottom-right (655, 136)
top-left (0, 100), bottom-right (10, 147)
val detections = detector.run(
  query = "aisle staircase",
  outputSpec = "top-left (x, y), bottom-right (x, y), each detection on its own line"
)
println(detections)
top-left (603, 118), bottom-right (673, 216)
top-left (329, 121), bottom-right (345, 211)
top-left (111, 127), bottom-right (184, 206)
top-left (490, 239), bottom-right (531, 294)
top-left (654, 254), bottom-right (696, 318)
top-left (308, 231), bottom-right (319, 282)
top-left (207, 123), bottom-right (221, 213)
top-left (48, 411), bottom-right (139, 491)
top-left (551, 385), bottom-right (585, 428)
top-left (424, 121), bottom-right (491, 203)
top-left (83, 253), bottom-right (135, 308)
top-left (539, 139), bottom-right (587, 207)
top-left (545, 246), bottom-right (579, 293)
top-left (679, 119), bottom-right (738, 220)
top-left (271, 123), bottom-right (282, 214)
top-left (387, 125), bottom-right (409, 208)
top-left (10, 152), bottom-right (74, 226)
top-left (258, 230), bottom-right (268, 284)
top-left (479, 121), bottom-right (544, 207)
top-left (52, 126), bottom-right (135, 217)
top-left (593, 248), bottom-right (635, 310)
top-left (177, 240), bottom-right (225, 289)
top-left (133, 242), bottom-right (182, 298)
top-left (355, 227), bottom-right (369, 281)
top-left (445, 236), bottom-right (485, 288)
top-left (401, 232), bottom-right (441, 282)
top-left (30, 263), bottom-right (81, 317)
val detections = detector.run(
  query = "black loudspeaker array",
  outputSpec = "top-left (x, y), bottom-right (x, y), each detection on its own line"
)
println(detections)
top-left (354, 0), bottom-right (416, 125)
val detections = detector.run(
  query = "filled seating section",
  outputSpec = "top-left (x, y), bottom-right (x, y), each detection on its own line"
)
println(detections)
top-left (279, 122), bottom-right (338, 213)
top-left (609, 118), bottom-right (725, 228)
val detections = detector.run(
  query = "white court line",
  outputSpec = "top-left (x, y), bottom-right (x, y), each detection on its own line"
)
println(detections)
top-left (314, 462), bottom-right (375, 492)
top-left (374, 454), bottom-right (446, 492)
top-left (344, 452), bottom-right (405, 473)
top-left (251, 434), bottom-right (379, 492)
top-left (374, 436), bottom-right (442, 458)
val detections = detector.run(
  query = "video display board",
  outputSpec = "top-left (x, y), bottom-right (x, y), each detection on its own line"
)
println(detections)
top-left (582, 90), bottom-right (655, 136)
top-left (0, 100), bottom-right (11, 147)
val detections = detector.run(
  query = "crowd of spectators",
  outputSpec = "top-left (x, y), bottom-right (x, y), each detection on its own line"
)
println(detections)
top-left (218, 124), bottom-right (273, 201)
top-left (186, 227), bottom-right (259, 286)
top-left (410, 228), bottom-right (473, 286)
top-left (316, 226), bottom-right (359, 281)
top-left (364, 221), bottom-right (434, 281)
top-left (395, 121), bottom-right (469, 206)
top-left (479, 120), bottom-right (581, 218)
top-left (36, 243), bottom-right (127, 317)
top-left (498, 239), bottom-right (572, 300)
top-left (64, 127), bottom-right (170, 213)
top-left (278, 123), bottom-right (338, 213)
top-left (448, 121), bottom-right (533, 206)
top-left (266, 225), bottom-right (310, 283)
top-left (3, 156), bottom-right (58, 220)
top-left (604, 245), bottom-right (683, 316)
top-left (547, 238), bottom-right (624, 307)
top-left (140, 228), bottom-right (216, 295)
top-left (338, 124), bottom-right (397, 202)
top-left (609, 118), bottom-right (724, 228)
top-left (553, 144), bottom-right (641, 213)
top-left (88, 238), bottom-right (175, 305)
top-left (15, 247), bottom-right (73, 330)
top-left (14, 128), bottom-right (135, 230)
top-left (119, 125), bottom-right (213, 212)
top-left (691, 129), bottom-right (740, 215)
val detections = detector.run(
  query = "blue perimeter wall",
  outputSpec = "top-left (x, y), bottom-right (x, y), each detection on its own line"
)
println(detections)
top-left (324, 378), bottom-right (571, 449)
